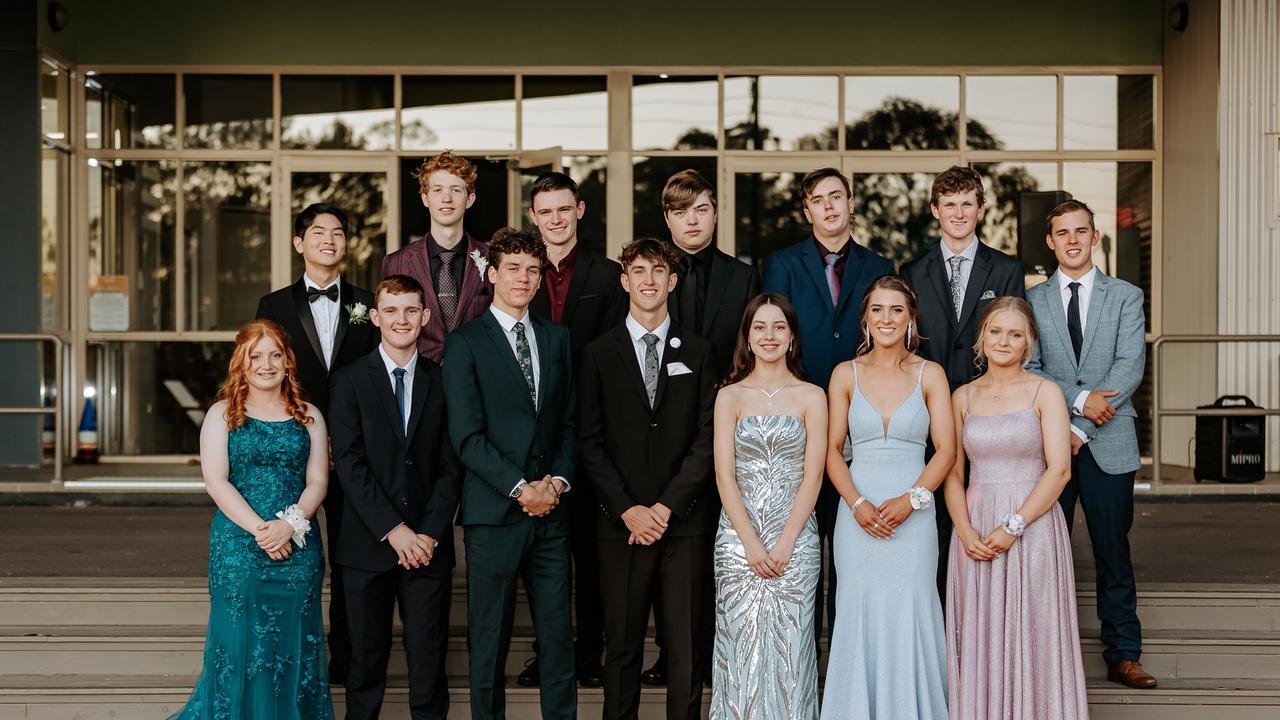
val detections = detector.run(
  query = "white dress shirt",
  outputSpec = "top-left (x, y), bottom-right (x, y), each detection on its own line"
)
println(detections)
top-left (625, 312), bottom-right (672, 372)
top-left (1057, 266), bottom-right (1099, 440)
top-left (377, 344), bottom-right (418, 434)
top-left (939, 236), bottom-right (980, 299)
top-left (303, 273), bottom-right (340, 368)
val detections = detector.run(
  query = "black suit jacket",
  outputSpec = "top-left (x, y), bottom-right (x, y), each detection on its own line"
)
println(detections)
top-left (443, 311), bottom-right (576, 528)
top-left (578, 321), bottom-right (718, 539)
top-left (529, 248), bottom-right (628, 364)
top-left (256, 278), bottom-right (379, 416)
top-left (328, 351), bottom-right (462, 572)
top-left (672, 248), bottom-right (759, 381)
top-left (901, 242), bottom-right (1026, 389)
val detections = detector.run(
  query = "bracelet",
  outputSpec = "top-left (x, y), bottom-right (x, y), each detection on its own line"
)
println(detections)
top-left (999, 513), bottom-right (1026, 538)
top-left (276, 504), bottom-right (311, 548)
top-left (851, 496), bottom-right (867, 517)
top-left (908, 487), bottom-right (932, 510)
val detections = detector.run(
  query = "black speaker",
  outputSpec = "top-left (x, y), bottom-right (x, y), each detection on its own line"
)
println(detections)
top-left (1194, 395), bottom-right (1266, 483)
top-left (1018, 191), bottom-right (1072, 276)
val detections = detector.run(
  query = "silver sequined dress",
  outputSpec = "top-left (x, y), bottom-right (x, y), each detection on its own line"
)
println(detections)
top-left (711, 414), bottom-right (821, 720)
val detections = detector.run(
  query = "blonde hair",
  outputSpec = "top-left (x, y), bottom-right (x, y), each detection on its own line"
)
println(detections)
top-left (972, 296), bottom-right (1039, 370)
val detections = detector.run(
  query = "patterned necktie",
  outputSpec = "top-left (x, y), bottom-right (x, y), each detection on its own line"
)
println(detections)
top-left (947, 255), bottom-right (965, 320)
top-left (392, 367), bottom-right (407, 435)
top-left (1067, 281), bottom-right (1084, 361)
top-left (513, 321), bottom-right (536, 404)
top-left (437, 249), bottom-right (458, 331)
top-left (824, 253), bottom-right (841, 307)
top-left (642, 333), bottom-right (660, 408)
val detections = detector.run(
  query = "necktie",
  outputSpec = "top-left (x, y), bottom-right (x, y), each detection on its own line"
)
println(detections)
top-left (824, 253), bottom-right (841, 307)
top-left (642, 333), bottom-right (660, 408)
top-left (678, 255), bottom-right (701, 330)
top-left (947, 255), bottom-right (965, 320)
top-left (437, 249), bottom-right (458, 331)
top-left (392, 367), bottom-right (407, 435)
top-left (1067, 281), bottom-right (1084, 361)
top-left (513, 321), bottom-right (536, 404)
top-left (306, 285), bottom-right (339, 303)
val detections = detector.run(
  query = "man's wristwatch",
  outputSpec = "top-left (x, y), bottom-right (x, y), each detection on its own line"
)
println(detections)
top-left (510, 479), bottom-right (528, 499)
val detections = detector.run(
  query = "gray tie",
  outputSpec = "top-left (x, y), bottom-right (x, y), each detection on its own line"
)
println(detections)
top-left (947, 255), bottom-right (965, 320)
top-left (642, 333), bottom-right (659, 408)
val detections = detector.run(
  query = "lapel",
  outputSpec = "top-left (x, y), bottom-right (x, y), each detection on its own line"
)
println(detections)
top-left (365, 353), bottom-right (407, 440)
top-left (481, 311), bottom-right (536, 411)
top-left (957, 243), bottom-right (993, 329)
top-left (533, 315), bottom-right (552, 414)
top-left (289, 279), bottom-right (327, 369)
top-left (403, 355), bottom-right (430, 442)
top-left (651, 322), bottom-right (684, 413)
top-left (799, 239), bottom-right (835, 320)
top-left (457, 233), bottom-right (484, 312)
top-left (701, 250), bottom-right (732, 335)
top-left (922, 248), bottom-right (957, 329)
top-left (613, 324), bottom-right (651, 410)
top-left (1077, 270), bottom-right (1109, 363)
top-left (332, 278), bottom-right (352, 361)
top-left (407, 238), bottom-right (444, 330)
top-left (835, 241), bottom-right (865, 316)
top-left (1044, 271), bottom-right (1079, 370)
top-left (560, 250), bottom-right (592, 328)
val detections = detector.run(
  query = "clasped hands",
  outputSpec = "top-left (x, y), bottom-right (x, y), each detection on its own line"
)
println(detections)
top-left (957, 524), bottom-right (1017, 562)
top-left (387, 524), bottom-right (439, 570)
top-left (852, 493), bottom-right (915, 540)
top-left (516, 476), bottom-right (563, 517)
top-left (254, 519), bottom-right (295, 561)
top-left (744, 535), bottom-right (796, 580)
top-left (622, 502), bottom-right (672, 546)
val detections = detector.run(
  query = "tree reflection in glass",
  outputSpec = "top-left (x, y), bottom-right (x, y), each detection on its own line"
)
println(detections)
top-left (183, 162), bottom-right (272, 330)
top-left (290, 172), bottom-right (387, 292)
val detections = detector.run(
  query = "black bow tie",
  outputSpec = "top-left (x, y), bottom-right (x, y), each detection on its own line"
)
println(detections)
top-left (306, 285), bottom-right (339, 303)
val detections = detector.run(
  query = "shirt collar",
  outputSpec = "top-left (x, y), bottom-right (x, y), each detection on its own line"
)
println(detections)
top-left (626, 313), bottom-right (671, 345)
top-left (427, 233), bottom-right (467, 259)
top-left (940, 236), bottom-right (980, 264)
top-left (813, 235), bottom-right (850, 259)
top-left (302, 273), bottom-right (340, 292)
top-left (377, 343), bottom-right (418, 377)
top-left (489, 303), bottom-right (531, 332)
top-left (547, 243), bottom-right (579, 273)
top-left (1057, 265), bottom-right (1098, 294)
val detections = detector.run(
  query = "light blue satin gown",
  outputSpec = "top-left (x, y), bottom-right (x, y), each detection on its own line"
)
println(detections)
top-left (821, 361), bottom-right (947, 720)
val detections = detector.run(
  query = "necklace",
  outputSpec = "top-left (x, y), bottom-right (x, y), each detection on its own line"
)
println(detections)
top-left (755, 384), bottom-right (788, 406)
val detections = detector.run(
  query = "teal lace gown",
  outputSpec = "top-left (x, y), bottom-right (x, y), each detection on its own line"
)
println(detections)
top-left (170, 417), bottom-right (333, 719)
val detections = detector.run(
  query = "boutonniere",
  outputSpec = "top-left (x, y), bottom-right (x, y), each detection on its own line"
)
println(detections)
top-left (345, 302), bottom-right (369, 325)
top-left (670, 337), bottom-right (682, 348)
top-left (469, 249), bottom-right (489, 280)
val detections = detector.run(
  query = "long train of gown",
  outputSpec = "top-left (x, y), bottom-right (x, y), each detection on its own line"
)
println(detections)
top-left (712, 414), bottom-right (821, 719)
top-left (946, 401), bottom-right (1088, 720)
top-left (821, 362), bottom-right (948, 720)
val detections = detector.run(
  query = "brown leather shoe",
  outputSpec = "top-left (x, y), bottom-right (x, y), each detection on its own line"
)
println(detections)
top-left (1108, 660), bottom-right (1158, 689)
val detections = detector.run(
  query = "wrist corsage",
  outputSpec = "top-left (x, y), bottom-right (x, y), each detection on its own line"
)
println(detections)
top-left (999, 513), bottom-right (1026, 538)
top-left (276, 504), bottom-right (311, 548)
top-left (908, 486), bottom-right (932, 510)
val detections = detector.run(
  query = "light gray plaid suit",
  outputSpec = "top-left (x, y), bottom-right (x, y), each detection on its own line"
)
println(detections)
top-left (1026, 270), bottom-right (1146, 474)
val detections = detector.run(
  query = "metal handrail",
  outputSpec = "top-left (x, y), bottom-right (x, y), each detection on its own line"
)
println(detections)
top-left (0, 333), bottom-right (65, 484)
top-left (1151, 334), bottom-right (1280, 487)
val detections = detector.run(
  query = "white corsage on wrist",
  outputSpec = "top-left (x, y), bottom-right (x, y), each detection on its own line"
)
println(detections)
top-left (908, 486), bottom-right (932, 510)
top-left (276, 504), bottom-right (311, 548)
top-left (1000, 513), bottom-right (1026, 538)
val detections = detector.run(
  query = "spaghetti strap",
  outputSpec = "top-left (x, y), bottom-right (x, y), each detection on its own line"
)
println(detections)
top-left (1029, 379), bottom-right (1045, 409)
top-left (964, 383), bottom-right (972, 417)
top-left (851, 359), bottom-right (859, 388)
top-left (916, 359), bottom-right (926, 385)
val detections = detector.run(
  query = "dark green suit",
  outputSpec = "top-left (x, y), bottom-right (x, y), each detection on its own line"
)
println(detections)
top-left (443, 308), bottom-right (576, 720)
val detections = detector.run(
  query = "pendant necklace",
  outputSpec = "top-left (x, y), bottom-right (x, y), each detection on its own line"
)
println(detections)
top-left (991, 384), bottom-right (1003, 403)
top-left (756, 384), bottom-right (787, 406)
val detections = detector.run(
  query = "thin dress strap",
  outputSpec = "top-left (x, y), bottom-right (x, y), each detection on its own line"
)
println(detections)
top-left (916, 359), bottom-right (926, 386)
top-left (851, 359), bottom-right (859, 389)
top-left (964, 383), bottom-right (971, 417)
top-left (1029, 379), bottom-right (1045, 410)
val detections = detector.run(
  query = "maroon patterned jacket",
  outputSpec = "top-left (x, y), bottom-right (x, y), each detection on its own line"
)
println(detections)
top-left (380, 232), bottom-right (492, 362)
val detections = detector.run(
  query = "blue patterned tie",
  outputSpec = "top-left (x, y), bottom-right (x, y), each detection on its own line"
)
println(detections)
top-left (513, 321), bottom-right (536, 404)
top-left (392, 367), bottom-right (407, 434)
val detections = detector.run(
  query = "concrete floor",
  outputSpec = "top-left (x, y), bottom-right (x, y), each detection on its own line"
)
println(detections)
top-left (1, 500), bottom-right (1277, 584)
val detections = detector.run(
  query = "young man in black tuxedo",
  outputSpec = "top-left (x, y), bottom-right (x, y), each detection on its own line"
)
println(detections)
top-left (579, 238), bottom-right (718, 720)
top-left (328, 274), bottom-right (462, 720)
top-left (254, 202), bottom-right (378, 683)
top-left (443, 227), bottom-right (578, 720)
top-left (520, 172), bottom-right (626, 688)
top-left (899, 165), bottom-right (1025, 597)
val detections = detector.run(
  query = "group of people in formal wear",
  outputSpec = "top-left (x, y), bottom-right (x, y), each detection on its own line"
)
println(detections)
top-left (170, 155), bottom-right (1154, 720)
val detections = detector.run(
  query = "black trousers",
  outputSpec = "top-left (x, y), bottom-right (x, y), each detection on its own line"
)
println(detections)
top-left (529, 482), bottom-right (606, 664)
top-left (600, 534), bottom-right (711, 720)
top-left (321, 476), bottom-right (351, 678)
top-left (342, 562), bottom-right (452, 720)
top-left (1058, 444), bottom-right (1143, 666)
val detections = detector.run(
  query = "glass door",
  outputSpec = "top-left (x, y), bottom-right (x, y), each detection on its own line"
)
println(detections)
top-left (841, 157), bottom-right (959, 266)
top-left (721, 157), bottom-right (839, 268)
top-left (510, 147), bottom-right (563, 228)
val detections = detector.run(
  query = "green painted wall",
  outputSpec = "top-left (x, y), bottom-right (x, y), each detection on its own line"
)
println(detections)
top-left (38, 0), bottom-right (1163, 67)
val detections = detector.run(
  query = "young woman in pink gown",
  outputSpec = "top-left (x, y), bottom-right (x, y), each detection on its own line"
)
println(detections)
top-left (944, 297), bottom-right (1089, 720)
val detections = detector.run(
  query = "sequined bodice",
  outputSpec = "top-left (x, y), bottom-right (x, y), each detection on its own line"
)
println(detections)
top-left (733, 415), bottom-right (807, 542)
top-left (226, 417), bottom-right (311, 520)
top-left (963, 408), bottom-right (1047, 485)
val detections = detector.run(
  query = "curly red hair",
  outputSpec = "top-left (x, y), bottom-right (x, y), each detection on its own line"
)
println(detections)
top-left (414, 150), bottom-right (478, 194)
top-left (217, 320), bottom-right (312, 430)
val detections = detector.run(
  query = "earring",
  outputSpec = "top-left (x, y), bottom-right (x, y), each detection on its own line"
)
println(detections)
top-left (788, 341), bottom-right (794, 353)
top-left (906, 323), bottom-right (914, 346)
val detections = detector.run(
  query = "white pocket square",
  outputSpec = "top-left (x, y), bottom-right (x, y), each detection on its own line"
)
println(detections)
top-left (666, 362), bottom-right (693, 376)
top-left (980, 290), bottom-right (997, 300)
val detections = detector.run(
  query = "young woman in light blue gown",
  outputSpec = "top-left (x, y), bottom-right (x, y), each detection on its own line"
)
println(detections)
top-left (821, 276), bottom-right (956, 720)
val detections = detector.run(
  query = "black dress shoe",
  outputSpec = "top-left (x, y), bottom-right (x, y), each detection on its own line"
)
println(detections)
top-left (516, 657), bottom-right (540, 687)
top-left (640, 654), bottom-right (667, 686)
top-left (576, 658), bottom-right (604, 688)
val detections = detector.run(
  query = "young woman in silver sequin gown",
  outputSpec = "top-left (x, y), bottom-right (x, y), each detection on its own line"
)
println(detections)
top-left (710, 294), bottom-right (827, 719)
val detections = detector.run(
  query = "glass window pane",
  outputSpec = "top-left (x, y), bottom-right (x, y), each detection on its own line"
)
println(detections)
top-left (41, 59), bottom-right (68, 142)
top-left (733, 171), bottom-right (806, 268)
top-left (281, 75), bottom-right (395, 150)
top-left (183, 162), bottom-right (272, 331)
top-left (563, 156), bottom-right (608, 257)
top-left (725, 75), bottom-right (838, 151)
top-left (183, 75), bottom-right (273, 150)
top-left (633, 156), bottom-right (718, 245)
top-left (399, 156), bottom-right (509, 252)
top-left (401, 75), bottom-right (515, 151)
top-left (41, 149), bottom-right (69, 331)
top-left (84, 74), bottom-right (176, 150)
top-left (290, 171), bottom-right (388, 292)
top-left (87, 341), bottom-right (231, 455)
top-left (87, 159), bottom-right (176, 331)
top-left (1064, 75), bottom-right (1155, 150)
top-left (1063, 162), bottom-right (1153, 321)
top-left (845, 76), bottom-right (959, 150)
top-left (522, 76), bottom-right (608, 151)
top-left (632, 75), bottom-right (718, 151)
top-left (965, 75), bottom-right (1056, 150)
top-left (850, 170), bottom-right (939, 264)
top-left (971, 162), bottom-right (1058, 260)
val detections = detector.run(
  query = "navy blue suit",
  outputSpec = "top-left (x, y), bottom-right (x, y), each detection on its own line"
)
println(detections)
top-left (762, 235), bottom-right (892, 642)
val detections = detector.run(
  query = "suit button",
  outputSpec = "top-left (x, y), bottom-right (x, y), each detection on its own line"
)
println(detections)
top-left (833, 332), bottom-right (840, 339)
top-left (405, 458), bottom-right (413, 466)
top-left (954, 342), bottom-right (963, 350)
top-left (650, 422), bottom-right (658, 428)
top-left (400, 498), bottom-right (408, 505)
top-left (1077, 380), bottom-right (1085, 386)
